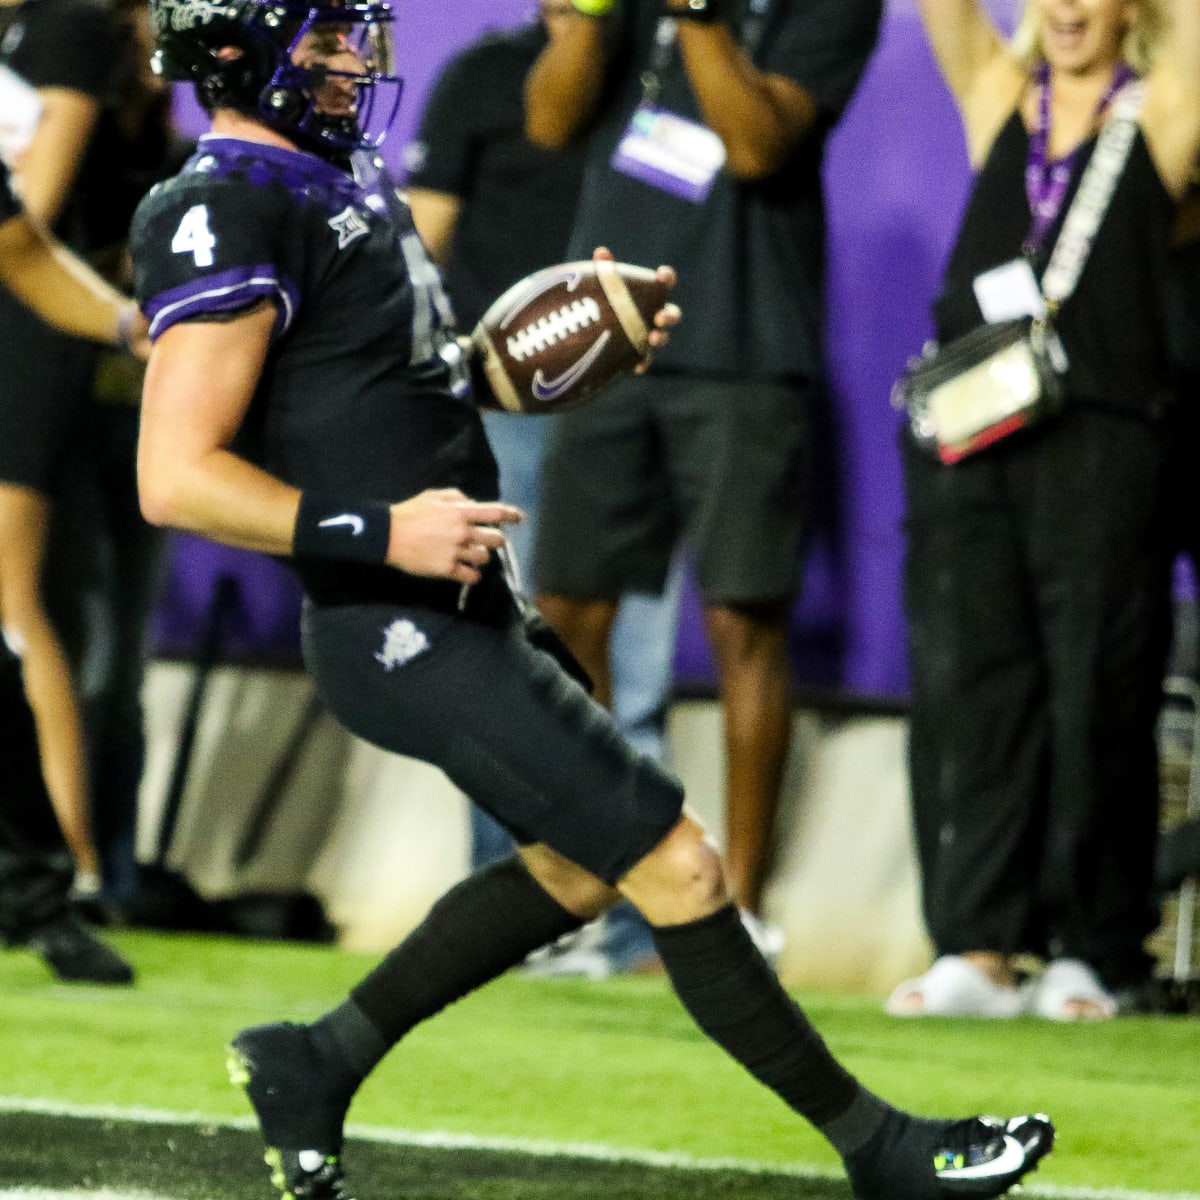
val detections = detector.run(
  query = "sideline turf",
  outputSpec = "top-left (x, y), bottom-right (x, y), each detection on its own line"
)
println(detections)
top-left (0, 931), bottom-right (1197, 1194)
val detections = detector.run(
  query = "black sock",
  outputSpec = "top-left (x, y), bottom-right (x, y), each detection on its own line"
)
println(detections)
top-left (311, 856), bottom-right (584, 1083)
top-left (652, 904), bottom-right (892, 1156)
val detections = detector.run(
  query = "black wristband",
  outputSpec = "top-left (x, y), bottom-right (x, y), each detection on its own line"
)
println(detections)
top-left (665, 0), bottom-right (725, 22)
top-left (293, 491), bottom-right (391, 563)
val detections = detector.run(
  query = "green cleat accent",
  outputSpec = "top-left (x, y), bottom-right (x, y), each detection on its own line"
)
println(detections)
top-left (227, 1047), bottom-right (250, 1087)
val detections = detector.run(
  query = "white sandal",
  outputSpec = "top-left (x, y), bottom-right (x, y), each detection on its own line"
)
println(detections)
top-left (1027, 958), bottom-right (1117, 1021)
top-left (885, 954), bottom-right (1025, 1018)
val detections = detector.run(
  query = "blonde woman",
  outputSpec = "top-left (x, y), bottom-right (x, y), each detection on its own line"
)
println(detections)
top-left (891, 0), bottom-right (1200, 1021)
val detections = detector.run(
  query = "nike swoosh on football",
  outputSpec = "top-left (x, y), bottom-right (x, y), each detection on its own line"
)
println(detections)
top-left (531, 330), bottom-right (612, 402)
top-left (497, 267), bottom-right (584, 330)
top-left (936, 1135), bottom-right (1026, 1181)
top-left (318, 514), bottom-right (365, 536)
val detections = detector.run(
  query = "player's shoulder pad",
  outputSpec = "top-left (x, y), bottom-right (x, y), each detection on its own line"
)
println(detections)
top-left (132, 166), bottom-right (299, 342)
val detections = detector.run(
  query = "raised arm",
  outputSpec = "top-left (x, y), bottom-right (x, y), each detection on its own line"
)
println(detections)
top-left (14, 87), bottom-right (100, 226)
top-left (1142, 0), bottom-right (1200, 198)
top-left (916, 0), bottom-right (1023, 165)
top-left (525, 5), bottom-right (610, 149)
top-left (665, 10), bottom-right (817, 180)
top-left (407, 190), bottom-right (463, 265)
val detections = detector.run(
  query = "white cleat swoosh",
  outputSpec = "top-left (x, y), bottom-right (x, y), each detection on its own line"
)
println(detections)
top-left (936, 1134), bottom-right (1027, 1181)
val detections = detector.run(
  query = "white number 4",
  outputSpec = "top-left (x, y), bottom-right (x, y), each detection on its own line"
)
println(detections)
top-left (171, 204), bottom-right (217, 268)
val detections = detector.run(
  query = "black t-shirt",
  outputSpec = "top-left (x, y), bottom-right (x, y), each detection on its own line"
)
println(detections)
top-left (0, 0), bottom-right (124, 253)
top-left (0, 159), bottom-right (20, 223)
top-left (569, 0), bottom-right (881, 379)
top-left (81, 93), bottom-right (195, 271)
top-left (936, 113), bottom-right (1177, 416)
top-left (131, 136), bottom-right (499, 605)
top-left (405, 21), bottom-right (586, 330)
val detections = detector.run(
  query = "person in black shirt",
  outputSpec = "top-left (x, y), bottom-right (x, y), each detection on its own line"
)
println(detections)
top-left (404, 1), bottom-right (671, 975)
top-left (41, 0), bottom-right (193, 912)
top-left (0, 0), bottom-right (125, 908)
top-left (525, 0), bottom-right (880, 953)
top-left (133, 2), bottom-right (1053, 1199)
top-left (888, 0), bottom-right (1200, 1021)
top-left (0, 156), bottom-right (143, 985)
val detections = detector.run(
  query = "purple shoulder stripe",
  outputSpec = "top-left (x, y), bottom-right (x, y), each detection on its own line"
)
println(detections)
top-left (145, 264), bottom-right (301, 341)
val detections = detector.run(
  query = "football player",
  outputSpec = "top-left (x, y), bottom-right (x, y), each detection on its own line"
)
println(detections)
top-left (131, 4), bottom-right (1053, 1200)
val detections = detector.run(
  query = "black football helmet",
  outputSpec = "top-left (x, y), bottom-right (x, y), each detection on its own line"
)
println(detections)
top-left (149, 0), bottom-right (404, 157)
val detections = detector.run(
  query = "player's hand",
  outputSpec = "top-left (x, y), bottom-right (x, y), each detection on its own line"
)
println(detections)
top-left (387, 488), bottom-right (523, 584)
top-left (589, 247), bottom-right (680, 373)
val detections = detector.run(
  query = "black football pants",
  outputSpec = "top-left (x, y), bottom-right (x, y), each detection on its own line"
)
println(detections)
top-left (903, 408), bottom-right (1173, 989)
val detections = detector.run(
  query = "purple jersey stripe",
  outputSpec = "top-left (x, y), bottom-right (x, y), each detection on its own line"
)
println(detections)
top-left (145, 265), bottom-right (300, 341)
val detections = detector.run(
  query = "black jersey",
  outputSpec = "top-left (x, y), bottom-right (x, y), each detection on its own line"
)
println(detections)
top-left (935, 113), bottom-right (1176, 417)
top-left (131, 135), bottom-right (499, 606)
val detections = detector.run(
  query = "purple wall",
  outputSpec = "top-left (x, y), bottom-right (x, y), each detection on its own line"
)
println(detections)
top-left (155, 0), bottom-right (1021, 700)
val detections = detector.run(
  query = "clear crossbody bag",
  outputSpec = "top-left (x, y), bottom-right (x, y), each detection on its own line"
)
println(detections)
top-left (894, 80), bottom-right (1145, 465)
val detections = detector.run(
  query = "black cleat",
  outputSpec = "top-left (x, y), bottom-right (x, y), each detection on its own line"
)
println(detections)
top-left (260, 1149), bottom-right (355, 1200)
top-left (228, 1022), bottom-right (357, 1200)
top-left (19, 912), bottom-right (134, 984)
top-left (847, 1111), bottom-right (1055, 1200)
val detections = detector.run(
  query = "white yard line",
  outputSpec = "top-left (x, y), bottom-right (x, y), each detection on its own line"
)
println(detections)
top-left (0, 1094), bottom-right (1195, 1200)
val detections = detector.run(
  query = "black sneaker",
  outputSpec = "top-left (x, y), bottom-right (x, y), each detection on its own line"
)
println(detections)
top-left (21, 912), bottom-right (134, 984)
top-left (846, 1110), bottom-right (1055, 1200)
top-left (227, 1022), bottom-right (357, 1200)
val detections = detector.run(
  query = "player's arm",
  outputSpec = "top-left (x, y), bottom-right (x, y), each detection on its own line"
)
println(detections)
top-left (407, 189), bottom-right (463, 266)
top-left (138, 306), bottom-right (521, 585)
top-left (525, 2), bottom-right (611, 149)
top-left (915, 0), bottom-right (1023, 165)
top-left (12, 87), bottom-right (100, 226)
top-left (1142, 0), bottom-right (1200, 199)
top-left (0, 209), bottom-right (146, 353)
top-left (138, 304), bottom-right (299, 555)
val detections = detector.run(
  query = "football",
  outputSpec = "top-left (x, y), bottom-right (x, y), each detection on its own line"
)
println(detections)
top-left (471, 258), bottom-right (670, 414)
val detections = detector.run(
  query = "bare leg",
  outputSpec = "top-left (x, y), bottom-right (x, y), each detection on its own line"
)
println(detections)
top-left (535, 593), bottom-right (619, 706)
top-left (704, 604), bottom-right (791, 914)
top-left (0, 484), bottom-right (98, 878)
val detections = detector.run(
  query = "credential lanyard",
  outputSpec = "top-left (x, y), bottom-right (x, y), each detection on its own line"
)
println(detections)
top-left (1024, 60), bottom-right (1136, 253)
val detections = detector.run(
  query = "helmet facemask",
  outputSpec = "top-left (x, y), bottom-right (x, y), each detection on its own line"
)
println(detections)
top-left (150, 0), bottom-right (404, 160)
top-left (259, 1), bottom-right (404, 158)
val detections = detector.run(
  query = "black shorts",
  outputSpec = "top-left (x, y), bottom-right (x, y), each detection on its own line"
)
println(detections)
top-left (0, 294), bottom-right (99, 491)
top-left (301, 598), bottom-right (684, 885)
top-left (534, 372), bottom-right (810, 605)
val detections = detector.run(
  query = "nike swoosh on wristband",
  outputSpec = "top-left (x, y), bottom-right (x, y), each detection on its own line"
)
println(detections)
top-left (936, 1135), bottom-right (1026, 1181)
top-left (318, 514), bottom-right (365, 536)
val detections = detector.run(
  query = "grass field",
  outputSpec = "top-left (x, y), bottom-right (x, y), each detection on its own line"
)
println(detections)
top-left (1, 931), bottom-right (1198, 1200)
